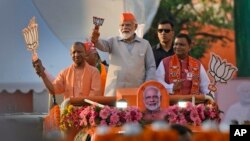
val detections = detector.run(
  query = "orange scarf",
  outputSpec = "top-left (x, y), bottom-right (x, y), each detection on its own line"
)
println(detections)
top-left (168, 55), bottom-right (200, 95)
top-left (100, 63), bottom-right (107, 95)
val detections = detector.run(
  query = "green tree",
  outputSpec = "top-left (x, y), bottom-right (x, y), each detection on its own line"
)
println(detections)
top-left (234, 0), bottom-right (250, 77)
top-left (144, 0), bottom-right (233, 59)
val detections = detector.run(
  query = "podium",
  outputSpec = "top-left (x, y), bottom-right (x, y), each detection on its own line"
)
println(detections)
top-left (116, 88), bottom-right (138, 106)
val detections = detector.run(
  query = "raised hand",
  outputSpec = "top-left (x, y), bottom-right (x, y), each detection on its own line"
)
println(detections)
top-left (32, 59), bottom-right (45, 77)
top-left (91, 27), bottom-right (100, 44)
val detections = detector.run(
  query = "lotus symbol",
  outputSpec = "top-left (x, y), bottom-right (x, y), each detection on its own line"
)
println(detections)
top-left (208, 53), bottom-right (237, 83)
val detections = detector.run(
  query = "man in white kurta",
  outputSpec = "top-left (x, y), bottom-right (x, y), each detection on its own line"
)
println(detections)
top-left (156, 34), bottom-right (211, 96)
top-left (91, 12), bottom-right (156, 96)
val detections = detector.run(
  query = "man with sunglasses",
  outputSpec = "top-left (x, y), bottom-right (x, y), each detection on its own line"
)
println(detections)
top-left (153, 19), bottom-right (175, 68)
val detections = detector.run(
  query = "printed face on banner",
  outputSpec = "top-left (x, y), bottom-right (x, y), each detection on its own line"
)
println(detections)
top-left (143, 86), bottom-right (161, 111)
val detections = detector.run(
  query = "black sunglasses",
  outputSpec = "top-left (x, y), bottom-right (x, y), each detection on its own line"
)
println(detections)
top-left (158, 29), bottom-right (172, 33)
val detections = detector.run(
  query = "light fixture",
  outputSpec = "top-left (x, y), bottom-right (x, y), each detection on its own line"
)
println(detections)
top-left (116, 99), bottom-right (128, 109)
top-left (178, 101), bottom-right (187, 108)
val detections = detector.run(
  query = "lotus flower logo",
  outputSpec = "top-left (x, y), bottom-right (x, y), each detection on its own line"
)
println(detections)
top-left (209, 53), bottom-right (237, 83)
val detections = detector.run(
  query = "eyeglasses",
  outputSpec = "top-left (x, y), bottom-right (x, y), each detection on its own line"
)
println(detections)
top-left (158, 29), bottom-right (172, 33)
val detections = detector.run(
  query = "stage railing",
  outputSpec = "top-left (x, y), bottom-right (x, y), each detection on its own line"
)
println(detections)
top-left (66, 95), bottom-right (208, 107)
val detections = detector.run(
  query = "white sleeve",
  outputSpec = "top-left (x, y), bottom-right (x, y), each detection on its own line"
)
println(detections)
top-left (199, 64), bottom-right (210, 95)
top-left (155, 61), bottom-right (174, 94)
top-left (95, 39), bottom-right (112, 53)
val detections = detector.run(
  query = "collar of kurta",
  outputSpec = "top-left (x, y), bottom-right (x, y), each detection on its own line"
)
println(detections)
top-left (118, 34), bottom-right (141, 42)
top-left (72, 61), bottom-right (88, 70)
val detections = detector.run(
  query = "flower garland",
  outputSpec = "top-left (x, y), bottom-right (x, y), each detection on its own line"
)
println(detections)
top-left (60, 105), bottom-right (143, 131)
top-left (164, 102), bottom-right (221, 126)
top-left (44, 105), bottom-right (60, 134)
top-left (60, 102), bottom-right (220, 131)
top-left (60, 105), bottom-right (85, 131)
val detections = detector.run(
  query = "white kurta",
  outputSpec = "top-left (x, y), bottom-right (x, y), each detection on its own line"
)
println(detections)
top-left (95, 35), bottom-right (156, 96)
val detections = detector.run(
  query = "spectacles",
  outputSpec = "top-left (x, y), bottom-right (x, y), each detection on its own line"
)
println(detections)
top-left (158, 29), bottom-right (172, 33)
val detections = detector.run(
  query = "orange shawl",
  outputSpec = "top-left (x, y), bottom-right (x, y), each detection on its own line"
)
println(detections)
top-left (164, 55), bottom-right (200, 95)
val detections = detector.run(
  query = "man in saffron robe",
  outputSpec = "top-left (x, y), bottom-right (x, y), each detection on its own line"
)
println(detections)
top-left (91, 12), bottom-right (156, 96)
top-left (156, 34), bottom-right (211, 96)
top-left (33, 42), bottom-right (101, 99)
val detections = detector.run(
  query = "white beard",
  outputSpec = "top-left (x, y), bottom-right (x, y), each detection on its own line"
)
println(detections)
top-left (145, 101), bottom-right (161, 111)
top-left (119, 30), bottom-right (134, 40)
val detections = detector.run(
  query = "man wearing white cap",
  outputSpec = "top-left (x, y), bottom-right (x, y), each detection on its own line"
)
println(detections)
top-left (91, 12), bottom-right (156, 96)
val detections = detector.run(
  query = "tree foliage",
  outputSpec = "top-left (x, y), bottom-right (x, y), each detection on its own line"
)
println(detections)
top-left (144, 0), bottom-right (233, 59)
